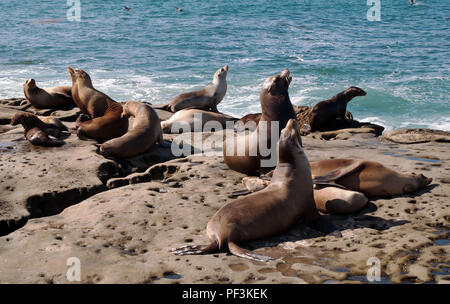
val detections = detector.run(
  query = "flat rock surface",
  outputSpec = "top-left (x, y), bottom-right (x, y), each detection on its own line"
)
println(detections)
top-left (0, 124), bottom-right (448, 283)
top-left (383, 128), bottom-right (450, 144)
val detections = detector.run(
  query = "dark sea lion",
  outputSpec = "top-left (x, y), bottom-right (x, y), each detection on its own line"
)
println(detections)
top-left (161, 109), bottom-right (238, 134)
top-left (23, 79), bottom-right (74, 109)
top-left (308, 86), bottom-right (366, 132)
top-left (67, 67), bottom-right (129, 140)
top-left (171, 119), bottom-right (340, 262)
top-left (99, 101), bottom-right (163, 158)
top-left (223, 69), bottom-right (297, 176)
top-left (311, 159), bottom-right (433, 197)
top-left (155, 65), bottom-right (228, 113)
top-left (10, 112), bottom-right (65, 147)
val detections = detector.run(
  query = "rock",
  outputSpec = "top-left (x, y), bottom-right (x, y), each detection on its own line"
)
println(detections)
top-left (383, 128), bottom-right (450, 144)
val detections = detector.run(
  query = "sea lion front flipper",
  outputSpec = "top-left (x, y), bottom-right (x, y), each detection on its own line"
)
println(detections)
top-left (170, 242), bottom-right (218, 255)
top-left (228, 242), bottom-right (274, 262)
top-left (313, 161), bottom-right (365, 183)
top-left (308, 216), bottom-right (342, 238)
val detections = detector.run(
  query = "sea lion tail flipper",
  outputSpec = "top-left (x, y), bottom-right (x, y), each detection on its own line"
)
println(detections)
top-left (308, 217), bottom-right (342, 238)
top-left (228, 242), bottom-right (274, 262)
top-left (152, 104), bottom-right (171, 111)
top-left (231, 189), bottom-right (252, 197)
top-left (313, 161), bottom-right (364, 183)
top-left (170, 242), bottom-right (218, 256)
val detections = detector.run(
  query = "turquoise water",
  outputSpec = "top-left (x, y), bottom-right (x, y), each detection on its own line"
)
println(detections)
top-left (0, 0), bottom-right (448, 131)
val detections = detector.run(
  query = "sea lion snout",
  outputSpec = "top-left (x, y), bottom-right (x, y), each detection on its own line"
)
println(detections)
top-left (24, 78), bottom-right (35, 87)
top-left (348, 86), bottom-right (367, 97)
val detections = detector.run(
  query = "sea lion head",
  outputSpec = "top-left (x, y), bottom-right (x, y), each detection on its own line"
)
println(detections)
top-left (160, 121), bottom-right (170, 133)
top-left (67, 67), bottom-right (92, 86)
top-left (402, 172), bottom-right (433, 193)
top-left (262, 69), bottom-right (292, 96)
top-left (345, 86), bottom-right (367, 97)
top-left (11, 112), bottom-right (37, 127)
top-left (24, 79), bottom-right (36, 90)
top-left (278, 118), bottom-right (303, 163)
top-left (213, 65), bottom-right (229, 82)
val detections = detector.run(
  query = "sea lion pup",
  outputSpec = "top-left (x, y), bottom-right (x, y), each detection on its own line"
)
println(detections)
top-left (10, 112), bottom-right (65, 147)
top-left (155, 65), bottom-right (228, 113)
top-left (161, 109), bottom-right (238, 134)
top-left (23, 79), bottom-right (74, 109)
top-left (67, 67), bottom-right (129, 140)
top-left (99, 101), bottom-right (164, 158)
top-left (171, 119), bottom-right (340, 262)
top-left (223, 69), bottom-right (297, 176)
top-left (310, 159), bottom-right (433, 197)
top-left (308, 86), bottom-right (367, 132)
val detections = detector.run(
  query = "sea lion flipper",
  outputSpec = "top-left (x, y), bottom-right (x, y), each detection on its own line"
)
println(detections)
top-left (308, 217), bottom-right (342, 238)
top-left (228, 242), bottom-right (274, 262)
top-left (231, 189), bottom-right (252, 197)
top-left (313, 161), bottom-right (364, 183)
top-left (170, 242), bottom-right (218, 255)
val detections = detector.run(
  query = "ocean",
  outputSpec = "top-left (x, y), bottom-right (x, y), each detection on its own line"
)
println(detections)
top-left (0, 0), bottom-right (448, 131)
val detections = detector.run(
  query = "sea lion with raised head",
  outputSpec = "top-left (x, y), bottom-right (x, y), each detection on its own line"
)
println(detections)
top-left (156, 65), bottom-right (228, 113)
top-left (99, 101), bottom-right (164, 158)
top-left (23, 79), bottom-right (74, 109)
top-left (311, 159), bottom-right (433, 197)
top-left (67, 67), bottom-right (129, 140)
top-left (171, 119), bottom-right (340, 262)
top-left (10, 112), bottom-right (65, 147)
top-left (308, 86), bottom-right (366, 132)
top-left (223, 69), bottom-right (297, 176)
top-left (161, 108), bottom-right (238, 134)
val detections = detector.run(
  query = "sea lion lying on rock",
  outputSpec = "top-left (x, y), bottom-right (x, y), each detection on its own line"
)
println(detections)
top-left (99, 101), bottom-right (164, 158)
top-left (23, 79), bottom-right (74, 109)
top-left (171, 119), bottom-right (340, 262)
top-left (10, 112), bottom-right (67, 147)
top-left (155, 65), bottom-right (229, 113)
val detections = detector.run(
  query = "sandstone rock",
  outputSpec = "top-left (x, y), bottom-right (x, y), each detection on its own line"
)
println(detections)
top-left (383, 128), bottom-right (450, 144)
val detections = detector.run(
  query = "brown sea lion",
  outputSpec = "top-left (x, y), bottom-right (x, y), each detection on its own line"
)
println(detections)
top-left (67, 67), bottom-right (128, 140)
top-left (311, 159), bottom-right (433, 197)
top-left (308, 86), bottom-right (366, 132)
top-left (234, 113), bottom-right (262, 132)
top-left (10, 112), bottom-right (65, 147)
top-left (23, 79), bottom-right (74, 109)
top-left (155, 65), bottom-right (228, 112)
top-left (99, 101), bottom-right (164, 158)
top-left (170, 119), bottom-right (340, 262)
top-left (161, 109), bottom-right (238, 134)
top-left (240, 176), bottom-right (368, 215)
top-left (223, 69), bottom-right (297, 176)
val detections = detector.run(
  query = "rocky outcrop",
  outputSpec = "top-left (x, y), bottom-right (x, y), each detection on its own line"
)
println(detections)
top-left (383, 128), bottom-right (450, 144)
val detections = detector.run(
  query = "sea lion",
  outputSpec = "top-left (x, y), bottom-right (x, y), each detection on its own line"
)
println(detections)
top-left (223, 69), bottom-right (297, 176)
top-left (156, 65), bottom-right (228, 113)
top-left (234, 113), bottom-right (261, 132)
top-left (239, 176), bottom-right (368, 215)
top-left (311, 159), bottom-right (433, 197)
top-left (10, 112), bottom-right (65, 147)
top-left (23, 79), bottom-right (74, 109)
top-left (67, 67), bottom-right (129, 140)
top-left (161, 109), bottom-right (238, 134)
top-left (308, 87), bottom-right (366, 132)
top-left (171, 119), bottom-right (340, 262)
top-left (99, 101), bottom-right (164, 158)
